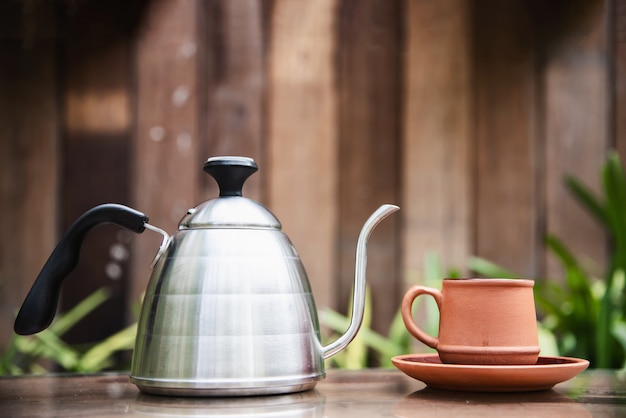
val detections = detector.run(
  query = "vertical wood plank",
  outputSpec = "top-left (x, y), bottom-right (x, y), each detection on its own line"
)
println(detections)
top-left (473, 0), bottom-right (538, 277)
top-left (200, 0), bottom-right (267, 202)
top-left (403, 0), bottom-right (472, 281)
top-left (131, 0), bottom-right (201, 304)
top-left (336, 0), bottom-right (402, 334)
top-left (613, 0), bottom-right (626, 158)
top-left (0, 1), bottom-right (59, 346)
top-left (59, 2), bottom-right (136, 343)
top-left (267, 0), bottom-right (339, 310)
top-left (543, 1), bottom-right (608, 278)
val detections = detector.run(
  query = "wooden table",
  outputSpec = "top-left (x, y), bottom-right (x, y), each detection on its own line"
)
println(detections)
top-left (1, 369), bottom-right (625, 417)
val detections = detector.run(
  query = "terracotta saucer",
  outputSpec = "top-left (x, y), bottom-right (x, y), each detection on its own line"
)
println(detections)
top-left (392, 354), bottom-right (589, 392)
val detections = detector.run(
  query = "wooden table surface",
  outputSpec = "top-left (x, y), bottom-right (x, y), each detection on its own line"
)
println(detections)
top-left (1, 369), bottom-right (625, 417)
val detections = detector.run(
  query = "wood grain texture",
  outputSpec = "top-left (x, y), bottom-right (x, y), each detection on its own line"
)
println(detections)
top-left (614, 0), bottom-right (626, 160)
top-left (131, 0), bottom-right (201, 304)
top-left (403, 0), bottom-right (471, 282)
top-left (58, 2), bottom-right (136, 343)
top-left (267, 0), bottom-right (339, 309)
top-left (543, 1), bottom-right (608, 279)
top-left (0, 1), bottom-right (59, 346)
top-left (200, 0), bottom-right (267, 202)
top-left (335, 0), bottom-right (402, 333)
top-left (472, 0), bottom-right (538, 277)
top-left (0, 0), bottom-right (621, 360)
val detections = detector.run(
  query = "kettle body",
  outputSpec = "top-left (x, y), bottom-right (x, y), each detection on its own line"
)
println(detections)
top-left (14, 156), bottom-right (398, 397)
top-left (130, 227), bottom-right (325, 396)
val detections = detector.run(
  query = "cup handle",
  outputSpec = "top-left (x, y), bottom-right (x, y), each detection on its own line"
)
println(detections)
top-left (401, 285), bottom-right (443, 349)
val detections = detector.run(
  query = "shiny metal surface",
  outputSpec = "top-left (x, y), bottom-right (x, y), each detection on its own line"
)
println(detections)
top-left (179, 197), bottom-right (282, 229)
top-left (12, 154), bottom-right (399, 396)
top-left (130, 204), bottom-right (398, 396)
top-left (130, 228), bottom-right (325, 396)
top-left (144, 223), bottom-right (171, 268)
top-left (322, 204), bottom-right (400, 358)
top-left (131, 390), bottom-right (326, 416)
top-left (130, 156), bottom-right (400, 396)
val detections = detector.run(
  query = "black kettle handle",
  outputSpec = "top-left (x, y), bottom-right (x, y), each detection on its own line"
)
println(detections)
top-left (14, 204), bottom-right (148, 335)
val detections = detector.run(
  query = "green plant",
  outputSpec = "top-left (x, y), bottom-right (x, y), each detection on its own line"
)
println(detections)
top-left (567, 151), bottom-right (626, 367)
top-left (471, 151), bottom-right (626, 369)
top-left (320, 253), bottom-right (451, 368)
top-left (0, 287), bottom-right (137, 375)
top-left (321, 289), bottom-right (412, 369)
top-left (321, 252), bottom-right (561, 369)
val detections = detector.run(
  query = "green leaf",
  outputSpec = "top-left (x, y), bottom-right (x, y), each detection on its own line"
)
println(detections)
top-left (387, 310), bottom-right (411, 354)
top-left (597, 269), bottom-right (626, 368)
top-left (49, 287), bottom-right (111, 337)
top-left (344, 289), bottom-right (371, 370)
top-left (564, 175), bottom-right (608, 229)
top-left (545, 236), bottom-right (594, 304)
top-left (602, 152), bottom-right (626, 260)
top-left (0, 335), bottom-right (20, 375)
top-left (4, 287), bottom-right (112, 374)
top-left (320, 288), bottom-right (373, 369)
top-left (537, 322), bottom-right (560, 357)
top-left (611, 320), bottom-right (626, 369)
top-left (321, 308), bottom-right (406, 368)
top-left (467, 256), bottom-right (517, 278)
top-left (424, 252), bottom-right (442, 282)
top-left (78, 323), bottom-right (137, 372)
top-left (24, 331), bottom-right (80, 370)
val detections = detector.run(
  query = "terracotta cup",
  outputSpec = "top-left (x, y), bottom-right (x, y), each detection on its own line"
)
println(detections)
top-left (401, 278), bottom-right (540, 365)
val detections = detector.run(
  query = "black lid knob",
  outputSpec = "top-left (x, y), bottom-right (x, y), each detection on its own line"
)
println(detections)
top-left (203, 156), bottom-right (258, 197)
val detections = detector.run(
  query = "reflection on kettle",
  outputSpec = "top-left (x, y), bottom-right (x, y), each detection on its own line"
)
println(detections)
top-left (14, 156), bottom-right (399, 397)
top-left (131, 390), bottom-right (325, 417)
top-left (393, 387), bottom-right (592, 418)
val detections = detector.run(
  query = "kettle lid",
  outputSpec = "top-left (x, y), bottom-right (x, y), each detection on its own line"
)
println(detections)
top-left (179, 156), bottom-right (281, 229)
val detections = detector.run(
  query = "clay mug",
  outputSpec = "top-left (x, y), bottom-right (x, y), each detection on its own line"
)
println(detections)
top-left (401, 278), bottom-right (540, 365)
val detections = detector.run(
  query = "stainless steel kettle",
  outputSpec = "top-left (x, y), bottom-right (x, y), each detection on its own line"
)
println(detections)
top-left (14, 156), bottom-right (399, 396)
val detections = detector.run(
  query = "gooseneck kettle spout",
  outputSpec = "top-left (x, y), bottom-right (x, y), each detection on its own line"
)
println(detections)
top-left (322, 204), bottom-right (399, 358)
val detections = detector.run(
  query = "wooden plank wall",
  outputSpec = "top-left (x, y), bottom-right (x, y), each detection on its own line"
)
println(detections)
top-left (473, 0), bottom-right (539, 277)
top-left (336, 1), bottom-right (402, 332)
top-left (613, 2), bottom-right (626, 173)
top-left (472, 0), bottom-right (614, 280)
top-left (403, 0), bottom-right (471, 285)
top-left (610, 0), bottom-right (626, 246)
top-left (267, 0), bottom-right (340, 312)
top-left (59, 2), bottom-right (139, 343)
top-left (542, 0), bottom-right (610, 279)
top-left (132, 0), bottom-right (202, 308)
top-left (0, 1), bottom-right (59, 346)
top-left (1, 0), bottom-right (624, 352)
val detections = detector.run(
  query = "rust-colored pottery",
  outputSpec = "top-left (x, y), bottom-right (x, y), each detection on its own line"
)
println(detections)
top-left (391, 354), bottom-right (589, 392)
top-left (402, 278), bottom-right (540, 365)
